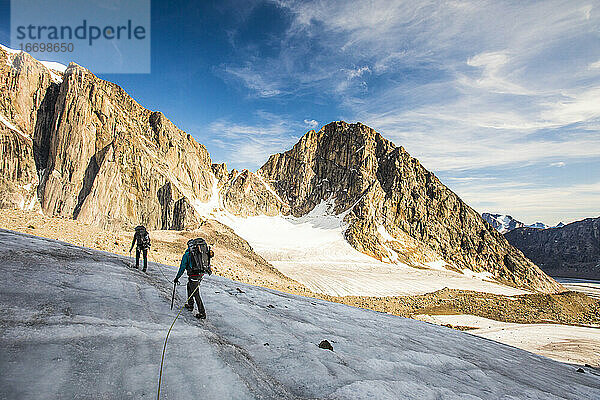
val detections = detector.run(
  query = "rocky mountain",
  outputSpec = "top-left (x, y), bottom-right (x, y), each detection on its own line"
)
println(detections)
top-left (481, 213), bottom-right (525, 233)
top-left (505, 217), bottom-right (600, 280)
top-left (0, 47), bottom-right (561, 293)
top-left (481, 213), bottom-right (563, 233)
top-left (258, 122), bottom-right (561, 293)
top-left (0, 45), bottom-right (215, 230)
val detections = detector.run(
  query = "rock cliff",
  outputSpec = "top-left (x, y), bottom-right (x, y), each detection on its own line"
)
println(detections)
top-left (0, 46), bottom-right (215, 230)
top-left (219, 169), bottom-right (289, 217)
top-left (0, 48), bottom-right (57, 211)
top-left (505, 217), bottom-right (600, 279)
top-left (260, 121), bottom-right (562, 292)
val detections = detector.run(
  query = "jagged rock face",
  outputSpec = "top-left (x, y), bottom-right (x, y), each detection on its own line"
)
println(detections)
top-left (0, 49), bottom-right (58, 211)
top-left (261, 121), bottom-right (562, 293)
top-left (0, 47), bottom-right (214, 230)
top-left (211, 163), bottom-right (228, 187)
top-left (217, 167), bottom-right (289, 217)
top-left (505, 217), bottom-right (600, 280)
top-left (0, 124), bottom-right (38, 210)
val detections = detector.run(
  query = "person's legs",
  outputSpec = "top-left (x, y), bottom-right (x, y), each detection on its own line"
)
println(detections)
top-left (192, 276), bottom-right (205, 318)
top-left (142, 249), bottom-right (148, 272)
top-left (135, 248), bottom-right (140, 269)
top-left (186, 279), bottom-right (195, 310)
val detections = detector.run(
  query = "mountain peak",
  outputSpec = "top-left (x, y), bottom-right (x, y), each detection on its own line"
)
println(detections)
top-left (260, 122), bottom-right (561, 293)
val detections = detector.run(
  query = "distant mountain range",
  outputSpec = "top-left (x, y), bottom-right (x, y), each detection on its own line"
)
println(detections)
top-left (505, 217), bottom-right (600, 280)
top-left (481, 213), bottom-right (564, 234)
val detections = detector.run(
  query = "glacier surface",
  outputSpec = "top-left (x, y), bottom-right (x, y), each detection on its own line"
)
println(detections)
top-left (0, 229), bottom-right (598, 399)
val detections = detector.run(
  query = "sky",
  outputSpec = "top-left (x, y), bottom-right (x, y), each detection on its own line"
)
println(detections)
top-left (1, 0), bottom-right (599, 225)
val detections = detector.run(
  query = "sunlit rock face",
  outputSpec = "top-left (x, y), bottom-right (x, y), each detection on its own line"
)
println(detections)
top-left (0, 46), bottom-right (214, 230)
top-left (259, 121), bottom-right (562, 293)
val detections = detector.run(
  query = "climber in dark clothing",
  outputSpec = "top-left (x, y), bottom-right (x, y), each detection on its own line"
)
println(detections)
top-left (130, 225), bottom-right (151, 272)
top-left (174, 238), bottom-right (213, 319)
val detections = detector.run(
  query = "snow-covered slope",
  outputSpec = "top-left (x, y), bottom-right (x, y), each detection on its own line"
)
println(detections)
top-left (481, 213), bottom-right (525, 234)
top-left (417, 314), bottom-right (600, 367)
top-left (482, 213), bottom-right (564, 233)
top-left (215, 207), bottom-right (527, 297)
top-left (2, 229), bottom-right (597, 399)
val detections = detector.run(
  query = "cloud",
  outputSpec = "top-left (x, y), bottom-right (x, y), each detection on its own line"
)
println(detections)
top-left (345, 66), bottom-right (370, 80)
top-left (215, 0), bottom-right (600, 221)
top-left (303, 119), bottom-right (318, 129)
top-left (204, 112), bottom-right (302, 170)
top-left (590, 60), bottom-right (600, 70)
top-left (223, 64), bottom-right (282, 97)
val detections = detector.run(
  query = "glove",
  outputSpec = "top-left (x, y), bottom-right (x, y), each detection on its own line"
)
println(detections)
top-left (173, 278), bottom-right (179, 284)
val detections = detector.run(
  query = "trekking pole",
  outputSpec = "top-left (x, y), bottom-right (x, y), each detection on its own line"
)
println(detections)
top-left (170, 281), bottom-right (177, 310)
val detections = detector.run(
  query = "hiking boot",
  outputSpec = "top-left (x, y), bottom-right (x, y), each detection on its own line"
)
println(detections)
top-left (142, 268), bottom-right (147, 273)
top-left (184, 304), bottom-right (193, 311)
top-left (195, 312), bottom-right (206, 320)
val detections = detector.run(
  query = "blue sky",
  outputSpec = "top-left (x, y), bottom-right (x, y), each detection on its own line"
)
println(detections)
top-left (1, 0), bottom-right (599, 225)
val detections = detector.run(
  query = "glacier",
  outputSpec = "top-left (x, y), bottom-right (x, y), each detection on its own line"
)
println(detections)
top-left (0, 229), bottom-right (598, 399)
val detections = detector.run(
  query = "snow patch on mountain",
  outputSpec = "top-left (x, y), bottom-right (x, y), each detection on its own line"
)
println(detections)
top-left (0, 113), bottom-right (30, 141)
top-left (214, 203), bottom-right (527, 297)
top-left (482, 212), bottom-right (563, 233)
top-left (1, 44), bottom-right (66, 82)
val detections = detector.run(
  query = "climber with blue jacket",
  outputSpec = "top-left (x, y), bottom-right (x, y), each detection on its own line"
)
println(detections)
top-left (174, 238), bottom-right (214, 319)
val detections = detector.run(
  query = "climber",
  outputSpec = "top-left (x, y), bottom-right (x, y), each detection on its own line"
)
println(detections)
top-left (174, 238), bottom-right (214, 319)
top-left (130, 225), bottom-right (151, 272)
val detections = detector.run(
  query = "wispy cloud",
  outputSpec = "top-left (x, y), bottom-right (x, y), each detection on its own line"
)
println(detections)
top-left (223, 64), bottom-right (283, 97)
top-left (204, 111), bottom-right (302, 169)
top-left (215, 0), bottom-right (600, 222)
top-left (303, 119), bottom-right (318, 129)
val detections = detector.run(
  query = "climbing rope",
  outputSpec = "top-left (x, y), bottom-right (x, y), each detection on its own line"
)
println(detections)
top-left (156, 280), bottom-right (201, 400)
top-left (127, 244), bottom-right (205, 399)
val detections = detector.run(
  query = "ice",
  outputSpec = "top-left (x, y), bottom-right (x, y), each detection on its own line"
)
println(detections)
top-left (214, 205), bottom-right (527, 297)
top-left (555, 277), bottom-right (600, 300)
top-left (0, 229), bottom-right (598, 399)
top-left (417, 314), bottom-right (600, 367)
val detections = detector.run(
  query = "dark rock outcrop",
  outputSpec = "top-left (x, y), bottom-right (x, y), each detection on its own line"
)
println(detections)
top-left (505, 217), bottom-right (600, 279)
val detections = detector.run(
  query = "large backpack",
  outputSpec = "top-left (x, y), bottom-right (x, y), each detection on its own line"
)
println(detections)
top-left (187, 238), bottom-right (212, 275)
top-left (135, 225), bottom-right (151, 249)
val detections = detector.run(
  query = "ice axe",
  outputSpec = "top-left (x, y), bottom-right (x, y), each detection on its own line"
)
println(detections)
top-left (170, 281), bottom-right (178, 310)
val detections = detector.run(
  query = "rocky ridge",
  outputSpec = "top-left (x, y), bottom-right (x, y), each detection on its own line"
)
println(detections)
top-left (259, 121), bottom-right (561, 293)
top-left (505, 217), bottom-right (600, 280)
